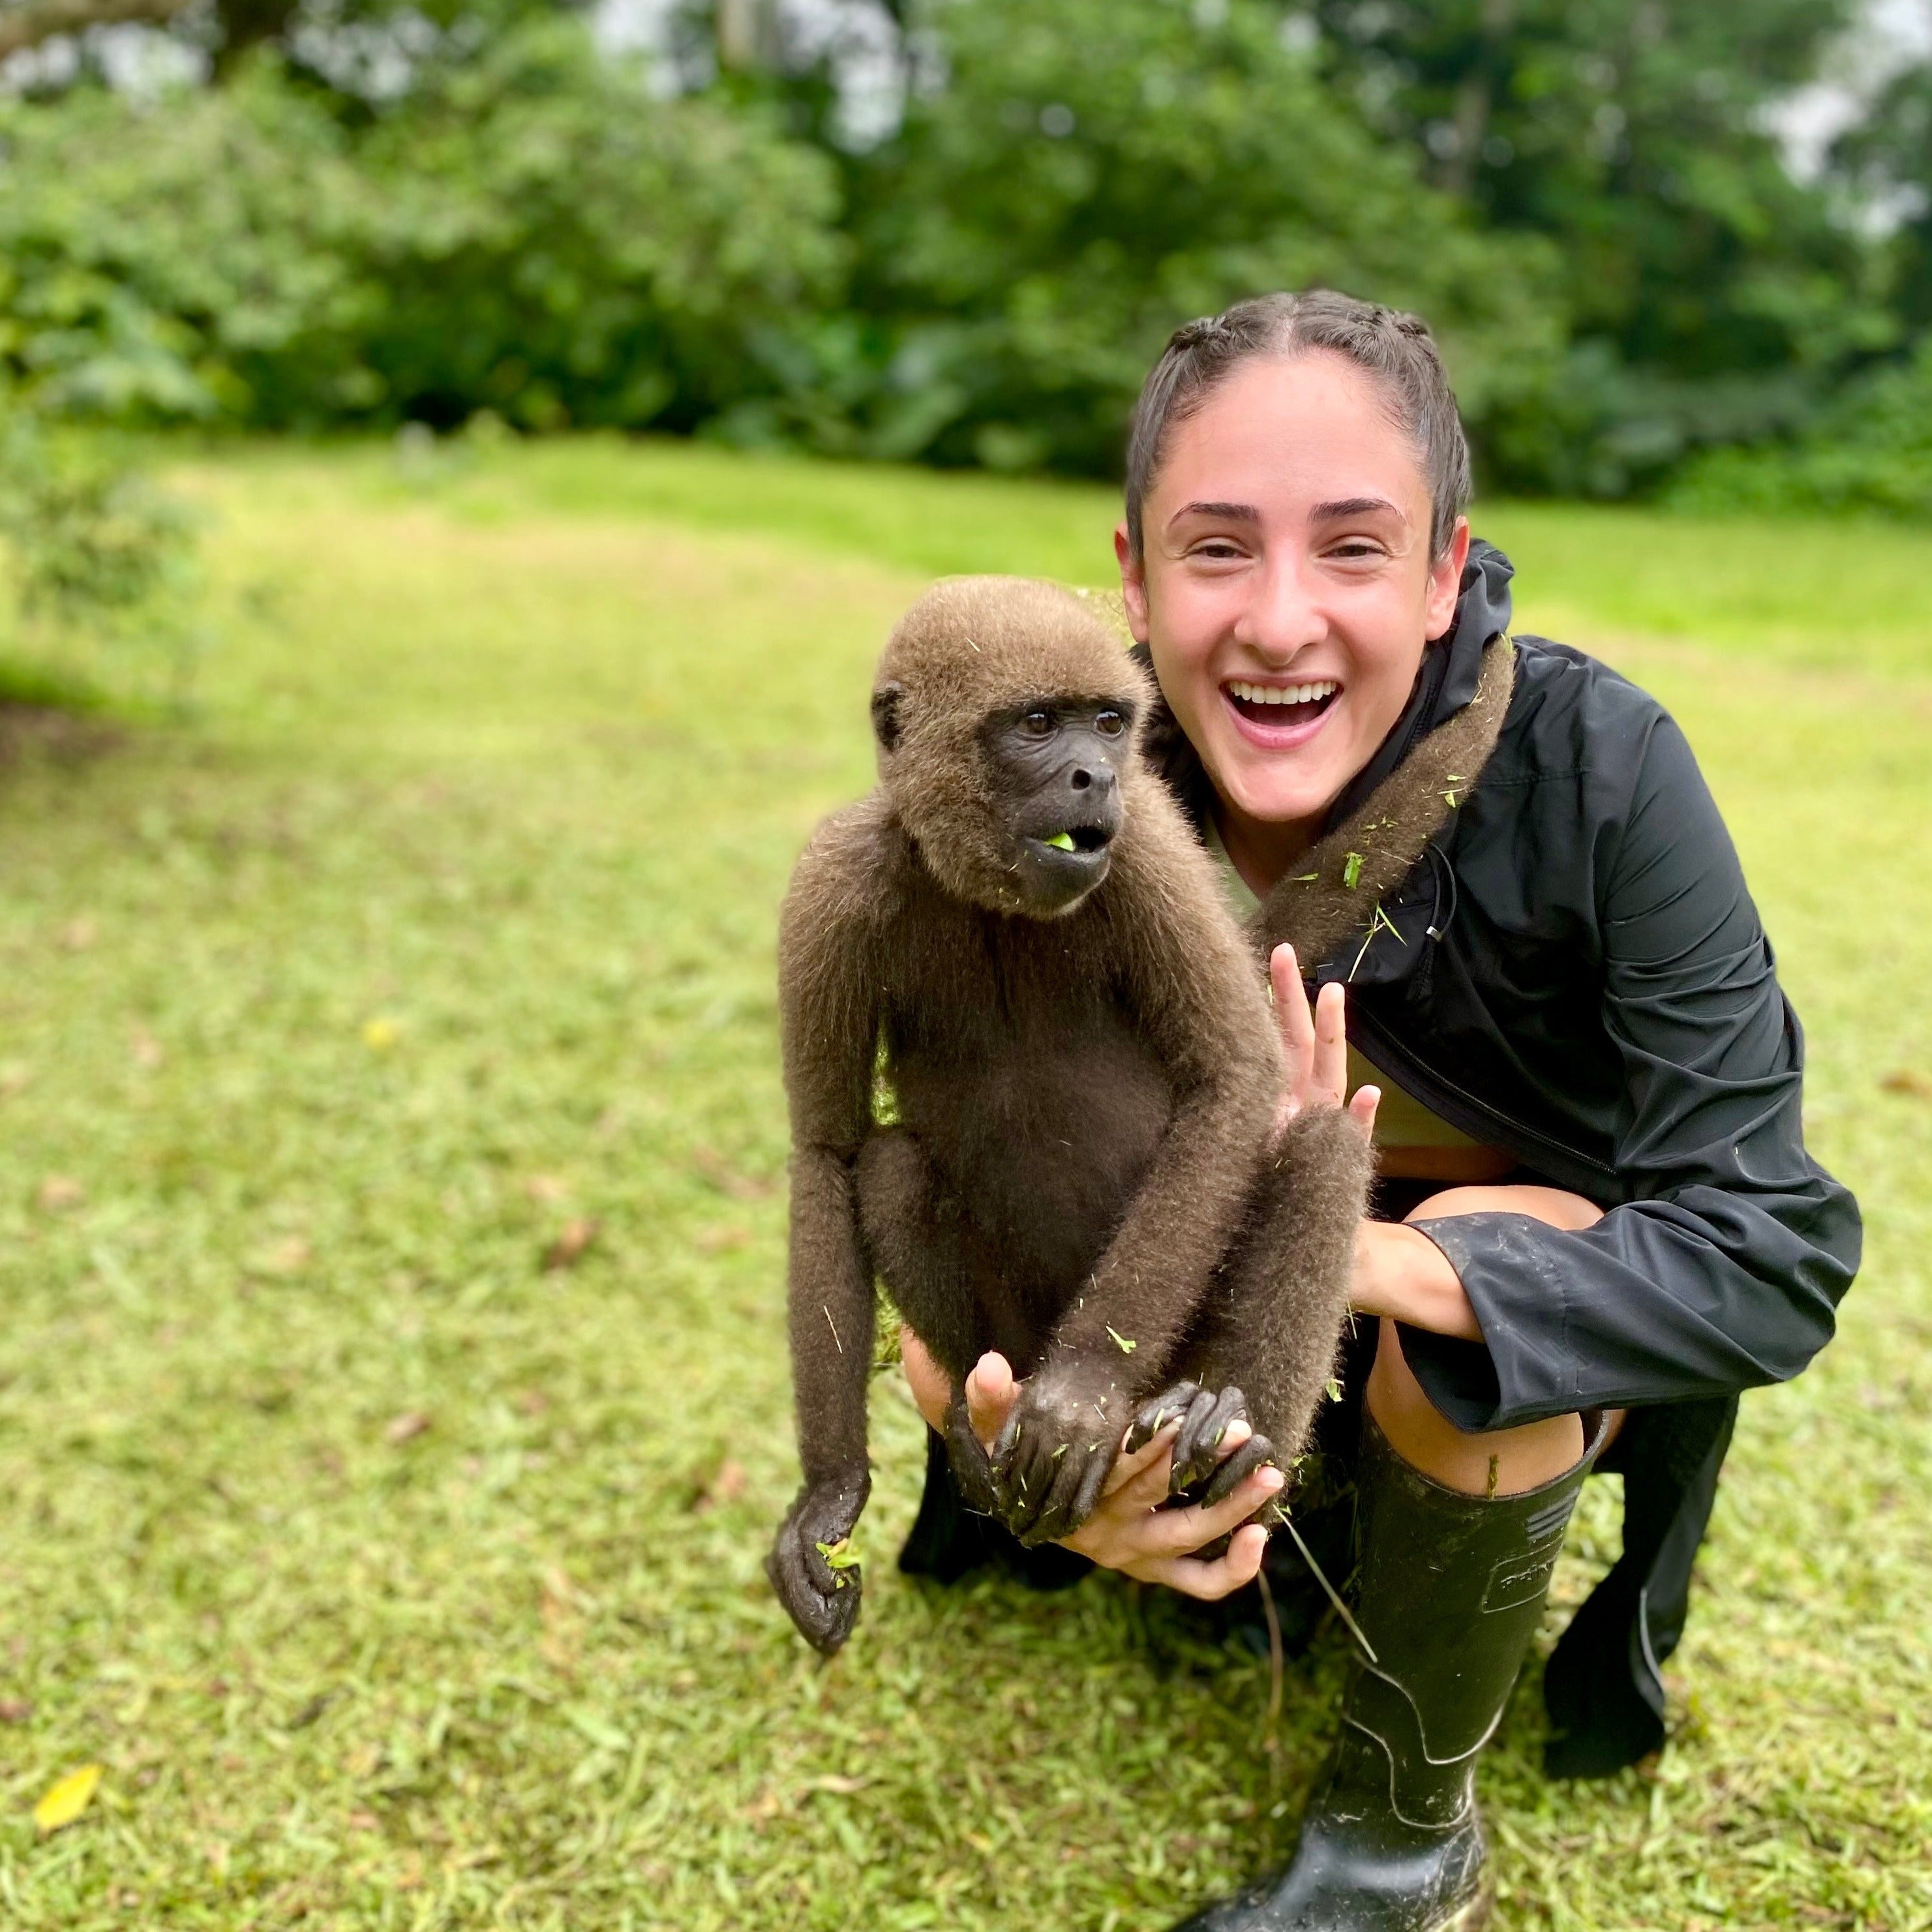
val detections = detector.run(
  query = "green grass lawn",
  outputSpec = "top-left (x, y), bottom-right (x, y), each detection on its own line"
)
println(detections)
top-left (1, 440), bottom-right (1928, 1930)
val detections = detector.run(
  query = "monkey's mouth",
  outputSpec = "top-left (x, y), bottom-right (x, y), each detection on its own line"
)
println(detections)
top-left (1029, 825), bottom-right (1113, 858)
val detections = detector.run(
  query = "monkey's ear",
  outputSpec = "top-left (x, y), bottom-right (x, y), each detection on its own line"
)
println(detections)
top-left (870, 682), bottom-right (905, 753)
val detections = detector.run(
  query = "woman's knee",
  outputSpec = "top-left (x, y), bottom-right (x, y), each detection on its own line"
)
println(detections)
top-left (1366, 1317), bottom-right (1586, 1497)
top-left (1402, 1183), bottom-right (1603, 1233)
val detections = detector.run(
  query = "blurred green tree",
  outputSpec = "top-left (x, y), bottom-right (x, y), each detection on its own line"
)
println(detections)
top-left (725, 0), bottom-right (1562, 473)
top-left (1304, 0), bottom-right (1894, 492)
top-left (0, 27), bottom-right (847, 431)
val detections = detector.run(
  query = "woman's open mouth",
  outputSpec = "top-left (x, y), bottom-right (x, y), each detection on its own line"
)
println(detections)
top-left (1222, 678), bottom-right (1340, 744)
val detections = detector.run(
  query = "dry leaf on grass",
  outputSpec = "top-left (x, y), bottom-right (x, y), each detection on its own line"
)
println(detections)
top-left (696, 1224), bottom-right (751, 1254)
top-left (0, 1698), bottom-right (32, 1723)
top-left (1880, 1068), bottom-right (1931, 1097)
top-left (59, 917), bottom-right (97, 952)
top-left (691, 1147), bottom-right (774, 1201)
top-left (34, 1763), bottom-right (102, 1834)
top-left (36, 1175), bottom-right (85, 1213)
top-left (522, 1173), bottom-right (571, 1203)
top-left (384, 1411), bottom-right (432, 1445)
top-left (543, 1217), bottom-right (600, 1270)
top-left (130, 1027), bottom-right (164, 1070)
top-left (689, 1457), bottom-right (747, 1514)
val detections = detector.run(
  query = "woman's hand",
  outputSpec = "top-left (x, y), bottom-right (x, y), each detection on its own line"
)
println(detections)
top-left (1269, 943), bottom-right (1380, 1143)
top-left (1269, 943), bottom-right (1484, 1342)
top-left (901, 1335), bottom-right (1282, 1601)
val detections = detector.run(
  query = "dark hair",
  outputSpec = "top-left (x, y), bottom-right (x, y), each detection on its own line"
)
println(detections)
top-left (1123, 290), bottom-right (1472, 562)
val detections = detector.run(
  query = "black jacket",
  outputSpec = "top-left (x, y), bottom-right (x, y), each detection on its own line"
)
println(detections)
top-left (1144, 541), bottom-right (1860, 1775)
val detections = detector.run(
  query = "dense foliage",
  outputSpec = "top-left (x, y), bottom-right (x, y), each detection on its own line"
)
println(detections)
top-left (0, 27), bottom-right (843, 432)
top-left (0, 0), bottom-right (1929, 506)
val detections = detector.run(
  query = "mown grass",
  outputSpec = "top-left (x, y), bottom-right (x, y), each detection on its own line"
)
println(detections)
top-left (0, 440), bottom-right (1927, 1930)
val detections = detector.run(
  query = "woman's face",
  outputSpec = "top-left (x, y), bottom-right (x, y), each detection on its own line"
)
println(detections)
top-left (1116, 351), bottom-right (1469, 838)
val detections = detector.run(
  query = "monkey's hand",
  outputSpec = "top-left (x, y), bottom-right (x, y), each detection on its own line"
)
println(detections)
top-left (766, 1466), bottom-right (871, 1657)
top-left (943, 1390), bottom-right (1003, 1518)
top-left (989, 1362), bottom-right (1128, 1547)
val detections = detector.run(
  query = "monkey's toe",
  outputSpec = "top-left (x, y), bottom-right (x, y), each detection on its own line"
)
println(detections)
top-left (1124, 1381), bottom-right (1201, 1457)
top-left (1171, 1385), bottom-right (1250, 1492)
top-left (1194, 1430), bottom-right (1278, 1511)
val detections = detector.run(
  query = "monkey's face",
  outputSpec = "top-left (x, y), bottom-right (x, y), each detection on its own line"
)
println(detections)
top-left (871, 576), bottom-right (1153, 919)
top-left (980, 696), bottom-right (1132, 915)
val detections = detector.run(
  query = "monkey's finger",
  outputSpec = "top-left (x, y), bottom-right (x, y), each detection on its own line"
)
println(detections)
top-left (1024, 1441), bottom-right (1109, 1546)
top-left (1124, 1381), bottom-right (1201, 1457)
top-left (991, 1426), bottom-right (1056, 1537)
top-left (1173, 1386), bottom-right (1248, 1492)
top-left (946, 1406), bottom-right (1001, 1516)
top-left (1196, 1432), bottom-right (1276, 1511)
top-left (1066, 1442), bottom-right (1118, 1533)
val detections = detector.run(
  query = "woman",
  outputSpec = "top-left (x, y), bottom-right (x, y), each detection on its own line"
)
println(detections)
top-left (899, 292), bottom-right (1859, 1932)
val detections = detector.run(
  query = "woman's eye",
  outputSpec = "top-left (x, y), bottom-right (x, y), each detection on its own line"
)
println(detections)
top-left (1021, 710), bottom-right (1053, 738)
top-left (1094, 710), bottom-right (1125, 736)
top-left (1329, 541), bottom-right (1383, 560)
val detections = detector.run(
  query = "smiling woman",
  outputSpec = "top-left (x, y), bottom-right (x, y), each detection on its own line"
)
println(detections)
top-left (905, 292), bottom-right (1861, 1932)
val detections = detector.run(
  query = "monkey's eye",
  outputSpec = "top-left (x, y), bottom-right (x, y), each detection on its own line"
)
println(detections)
top-left (1094, 710), bottom-right (1125, 736)
top-left (1020, 710), bottom-right (1054, 738)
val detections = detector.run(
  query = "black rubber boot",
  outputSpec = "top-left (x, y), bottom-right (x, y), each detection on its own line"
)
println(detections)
top-left (1175, 1407), bottom-right (1605, 1931)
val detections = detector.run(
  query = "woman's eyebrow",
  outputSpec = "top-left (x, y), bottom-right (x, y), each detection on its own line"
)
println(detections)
top-left (1168, 500), bottom-right (1260, 526)
top-left (1310, 495), bottom-right (1404, 521)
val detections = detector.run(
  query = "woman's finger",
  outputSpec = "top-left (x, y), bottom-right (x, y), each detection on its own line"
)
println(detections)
top-left (1139, 1522), bottom-right (1271, 1601)
top-left (1100, 1423), bottom-right (1178, 1502)
top-left (900, 1326), bottom-right (951, 1433)
top-left (1311, 979), bottom-right (1349, 1107)
top-left (1270, 944), bottom-right (1314, 1092)
top-left (965, 1352), bottom-right (1017, 1451)
top-left (1140, 1462), bottom-right (1284, 1560)
top-left (1349, 1082), bottom-right (1381, 1140)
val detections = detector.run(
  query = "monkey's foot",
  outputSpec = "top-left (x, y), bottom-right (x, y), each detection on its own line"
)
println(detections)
top-left (1126, 1382), bottom-right (1275, 1501)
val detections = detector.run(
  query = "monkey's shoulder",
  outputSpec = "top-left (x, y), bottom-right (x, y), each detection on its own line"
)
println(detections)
top-left (781, 793), bottom-right (910, 939)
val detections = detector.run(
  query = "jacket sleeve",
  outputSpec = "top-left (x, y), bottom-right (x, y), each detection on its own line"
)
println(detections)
top-left (1400, 712), bottom-right (1861, 1431)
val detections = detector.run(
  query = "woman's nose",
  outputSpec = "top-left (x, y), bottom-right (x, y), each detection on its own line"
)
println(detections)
top-left (1235, 552), bottom-right (1329, 661)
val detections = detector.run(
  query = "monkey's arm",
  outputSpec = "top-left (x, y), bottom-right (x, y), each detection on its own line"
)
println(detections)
top-left (994, 808), bottom-right (1282, 1541)
top-left (766, 810), bottom-right (889, 1655)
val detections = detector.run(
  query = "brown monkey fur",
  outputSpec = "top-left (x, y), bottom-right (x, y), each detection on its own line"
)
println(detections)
top-left (1247, 635), bottom-right (1515, 970)
top-left (768, 575), bottom-right (1371, 1656)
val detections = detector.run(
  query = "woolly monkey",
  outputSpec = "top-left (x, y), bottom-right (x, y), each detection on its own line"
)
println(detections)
top-left (768, 577), bottom-right (1370, 1655)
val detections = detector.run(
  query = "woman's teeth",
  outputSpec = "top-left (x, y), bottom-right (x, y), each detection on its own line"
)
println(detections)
top-left (1227, 679), bottom-right (1338, 707)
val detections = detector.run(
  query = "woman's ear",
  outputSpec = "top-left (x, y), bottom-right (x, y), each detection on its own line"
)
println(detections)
top-left (1114, 522), bottom-right (1151, 644)
top-left (1425, 517), bottom-right (1472, 639)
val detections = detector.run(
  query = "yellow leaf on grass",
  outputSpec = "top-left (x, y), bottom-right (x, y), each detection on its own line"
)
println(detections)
top-left (34, 1763), bottom-right (102, 1834)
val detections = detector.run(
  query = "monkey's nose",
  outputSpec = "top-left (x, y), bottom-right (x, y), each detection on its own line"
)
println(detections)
top-left (1069, 764), bottom-right (1115, 794)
